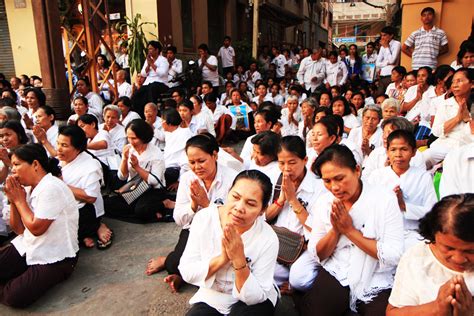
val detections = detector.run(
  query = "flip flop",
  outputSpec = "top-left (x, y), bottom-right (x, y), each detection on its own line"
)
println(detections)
top-left (97, 230), bottom-right (114, 250)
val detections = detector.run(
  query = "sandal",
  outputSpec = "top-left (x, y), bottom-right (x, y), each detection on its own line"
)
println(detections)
top-left (97, 230), bottom-right (114, 250)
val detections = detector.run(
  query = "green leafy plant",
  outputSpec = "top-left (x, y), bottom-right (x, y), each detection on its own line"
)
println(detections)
top-left (116, 14), bottom-right (157, 75)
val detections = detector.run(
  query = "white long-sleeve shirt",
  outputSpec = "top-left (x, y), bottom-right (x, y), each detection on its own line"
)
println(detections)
top-left (347, 126), bottom-right (384, 160)
top-left (367, 166), bottom-right (437, 247)
top-left (376, 40), bottom-right (401, 76)
top-left (297, 56), bottom-right (326, 91)
top-left (167, 58), bottom-right (183, 88)
top-left (439, 143), bottom-right (474, 198)
top-left (324, 61), bottom-right (348, 87)
top-left (309, 183), bottom-right (404, 309)
top-left (174, 164), bottom-right (237, 229)
top-left (179, 205), bottom-right (279, 314)
top-left (140, 55), bottom-right (169, 86)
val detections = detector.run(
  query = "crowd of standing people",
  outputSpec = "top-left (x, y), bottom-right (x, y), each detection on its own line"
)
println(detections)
top-left (0, 6), bottom-right (473, 315)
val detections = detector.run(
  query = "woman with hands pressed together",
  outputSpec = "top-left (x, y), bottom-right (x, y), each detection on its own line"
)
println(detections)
top-left (32, 105), bottom-right (58, 157)
top-left (265, 136), bottom-right (326, 293)
top-left (146, 134), bottom-right (237, 293)
top-left (179, 170), bottom-right (278, 316)
top-left (0, 144), bottom-right (78, 308)
top-left (387, 194), bottom-right (474, 316)
top-left (298, 144), bottom-right (404, 316)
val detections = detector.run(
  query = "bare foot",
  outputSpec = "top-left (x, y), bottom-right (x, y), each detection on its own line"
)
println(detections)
top-left (83, 237), bottom-right (95, 248)
top-left (164, 274), bottom-right (183, 293)
top-left (279, 282), bottom-right (293, 295)
top-left (97, 223), bottom-right (112, 244)
top-left (163, 199), bottom-right (175, 209)
top-left (156, 212), bottom-right (163, 221)
top-left (145, 256), bottom-right (166, 276)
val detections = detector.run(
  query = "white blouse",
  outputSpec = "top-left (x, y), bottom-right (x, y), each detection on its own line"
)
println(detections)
top-left (179, 205), bottom-right (279, 314)
top-left (274, 170), bottom-right (326, 239)
top-left (404, 85), bottom-right (433, 128)
top-left (85, 92), bottom-right (104, 122)
top-left (118, 143), bottom-right (166, 189)
top-left (174, 164), bottom-right (237, 230)
top-left (163, 127), bottom-right (193, 175)
top-left (88, 130), bottom-right (115, 167)
top-left (309, 183), bottom-right (404, 310)
top-left (343, 114), bottom-right (361, 133)
top-left (99, 123), bottom-right (127, 154)
top-left (11, 174), bottom-right (79, 265)
top-left (389, 242), bottom-right (474, 308)
top-left (61, 151), bottom-right (105, 217)
top-left (280, 108), bottom-right (301, 137)
top-left (121, 111), bottom-right (141, 128)
top-left (367, 166), bottom-right (437, 247)
top-left (347, 126), bottom-right (384, 160)
top-left (192, 109), bottom-right (216, 137)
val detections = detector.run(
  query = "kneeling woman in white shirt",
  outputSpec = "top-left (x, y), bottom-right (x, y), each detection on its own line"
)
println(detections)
top-left (57, 126), bottom-right (113, 249)
top-left (145, 133), bottom-right (237, 293)
top-left (104, 119), bottom-right (168, 222)
top-left (0, 144), bottom-right (78, 307)
top-left (298, 144), bottom-right (404, 316)
top-left (265, 136), bottom-right (326, 293)
top-left (179, 170), bottom-right (279, 316)
top-left (387, 194), bottom-right (474, 315)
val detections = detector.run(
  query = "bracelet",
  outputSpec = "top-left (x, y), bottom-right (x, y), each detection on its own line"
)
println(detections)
top-left (274, 200), bottom-right (284, 208)
top-left (293, 205), bottom-right (304, 215)
top-left (233, 263), bottom-right (247, 271)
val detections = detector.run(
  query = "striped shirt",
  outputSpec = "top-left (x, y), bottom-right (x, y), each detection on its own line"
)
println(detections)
top-left (404, 26), bottom-right (448, 70)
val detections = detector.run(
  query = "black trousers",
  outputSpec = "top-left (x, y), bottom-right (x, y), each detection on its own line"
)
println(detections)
top-left (0, 245), bottom-right (77, 308)
top-left (78, 203), bottom-right (100, 241)
top-left (104, 188), bottom-right (168, 223)
top-left (296, 268), bottom-right (391, 316)
top-left (164, 229), bottom-right (189, 275)
top-left (186, 299), bottom-right (274, 316)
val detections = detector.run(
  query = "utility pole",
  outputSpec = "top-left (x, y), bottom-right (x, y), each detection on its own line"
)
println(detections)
top-left (31, 1), bottom-right (70, 120)
top-left (252, 0), bottom-right (259, 59)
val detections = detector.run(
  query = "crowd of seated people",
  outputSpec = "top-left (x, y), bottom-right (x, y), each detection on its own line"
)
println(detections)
top-left (0, 7), bottom-right (473, 314)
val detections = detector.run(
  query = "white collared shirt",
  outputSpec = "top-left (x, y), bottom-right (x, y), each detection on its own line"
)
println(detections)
top-left (179, 205), bottom-right (279, 314)
top-left (140, 55), bottom-right (169, 86)
top-left (164, 127), bottom-right (193, 173)
top-left (11, 174), bottom-right (79, 265)
top-left (117, 81), bottom-right (132, 98)
top-left (218, 46), bottom-right (235, 68)
top-left (347, 126), bottom-right (384, 159)
top-left (324, 60), bottom-right (348, 87)
top-left (193, 109), bottom-right (216, 136)
top-left (362, 53), bottom-right (378, 64)
top-left (403, 85), bottom-right (432, 127)
top-left (118, 143), bottom-right (166, 188)
top-left (272, 54), bottom-right (287, 78)
top-left (274, 171), bottom-right (326, 239)
top-left (245, 70), bottom-right (262, 91)
top-left (280, 108), bottom-right (301, 137)
top-left (120, 111), bottom-right (141, 129)
top-left (297, 56), bottom-right (326, 90)
top-left (84, 92), bottom-right (104, 122)
top-left (198, 55), bottom-right (219, 87)
top-left (439, 142), bottom-right (474, 197)
top-left (376, 40), bottom-right (401, 76)
top-left (367, 166), bottom-right (437, 234)
top-left (174, 164), bottom-right (237, 229)
top-left (99, 123), bottom-right (127, 154)
top-left (167, 58), bottom-right (183, 88)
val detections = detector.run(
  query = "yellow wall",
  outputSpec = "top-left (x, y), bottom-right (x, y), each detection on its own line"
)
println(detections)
top-left (125, 0), bottom-right (159, 41)
top-left (401, 0), bottom-right (472, 69)
top-left (5, 0), bottom-right (41, 76)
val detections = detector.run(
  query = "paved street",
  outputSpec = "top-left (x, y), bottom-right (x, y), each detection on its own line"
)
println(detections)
top-left (0, 218), bottom-right (194, 316)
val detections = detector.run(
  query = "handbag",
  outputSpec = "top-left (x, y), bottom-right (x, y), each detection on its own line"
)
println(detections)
top-left (115, 162), bottom-right (164, 205)
top-left (269, 173), bottom-right (307, 266)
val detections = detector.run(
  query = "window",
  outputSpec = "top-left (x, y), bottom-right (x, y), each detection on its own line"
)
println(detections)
top-left (181, 0), bottom-right (194, 50)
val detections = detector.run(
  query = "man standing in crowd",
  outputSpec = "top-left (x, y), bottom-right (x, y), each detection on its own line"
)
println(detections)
top-left (166, 45), bottom-right (183, 89)
top-left (402, 7), bottom-right (449, 70)
top-left (376, 26), bottom-right (401, 95)
top-left (217, 36), bottom-right (236, 76)
top-left (362, 42), bottom-right (378, 64)
top-left (271, 46), bottom-right (287, 82)
top-left (297, 47), bottom-right (326, 94)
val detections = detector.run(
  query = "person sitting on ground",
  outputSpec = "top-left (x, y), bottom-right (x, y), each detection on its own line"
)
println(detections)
top-left (99, 105), bottom-right (126, 156)
top-left (381, 98), bottom-right (401, 123)
top-left (146, 134), bottom-right (237, 292)
top-left (249, 131), bottom-right (281, 184)
top-left (331, 96), bottom-right (360, 136)
top-left (252, 82), bottom-right (273, 106)
top-left (0, 144), bottom-right (78, 308)
top-left (104, 119), bottom-right (170, 222)
top-left (189, 95), bottom-right (216, 136)
top-left (68, 96), bottom-right (90, 126)
top-left (32, 105), bottom-right (58, 157)
top-left (116, 69), bottom-right (132, 99)
top-left (57, 126), bottom-right (113, 249)
top-left (280, 95), bottom-right (301, 137)
top-left (307, 116), bottom-right (339, 169)
top-left (299, 97), bottom-right (318, 148)
top-left (179, 170), bottom-right (279, 316)
top-left (143, 102), bottom-right (165, 149)
top-left (318, 91), bottom-right (332, 107)
top-left (298, 144), bottom-right (404, 316)
top-left (367, 130), bottom-right (437, 249)
top-left (204, 94), bottom-right (233, 145)
top-left (266, 136), bottom-right (326, 294)
top-left (116, 96), bottom-right (140, 127)
top-left (387, 194), bottom-right (474, 316)
top-left (347, 105), bottom-right (384, 160)
top-left (75, 77), bottom-right (104, 122)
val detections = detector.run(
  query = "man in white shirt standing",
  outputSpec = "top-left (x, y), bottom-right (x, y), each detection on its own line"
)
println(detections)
top-left (402, 7), bottom-right (449, 70)
top-left (271, 46), bottom-right (287, 82)
top-left (198, 43), bottom-right (219, 96)
top-left (166, 45), bottom-right (183, 89)
top-left (376, 26), bottom-right (401, 95)
top-left (324, 50), bottom-right (348, 88)
top-left (138, 41), bottom-right (169, 115)
top-left (297, 48), bottom-right (326, 94)
top-left (217, 36), bottom-right (236, 77)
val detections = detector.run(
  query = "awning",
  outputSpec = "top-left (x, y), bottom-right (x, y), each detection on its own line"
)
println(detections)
top-left (260, 2), bottom-right (304, 27)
